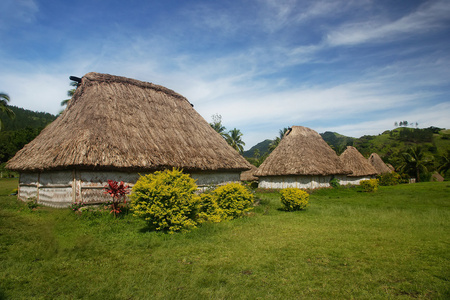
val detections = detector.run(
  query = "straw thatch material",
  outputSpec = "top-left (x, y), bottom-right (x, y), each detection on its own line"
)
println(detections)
top-left (7, 72), bottom-right (251, 207)
top-left (340, 146), bottom-right (377, 177)
top-left (255, 126), bottom-right (350, 189)
top-left (255, 126), bottom-right (349, 177)
top-left (7, 72), bottom-right (251, 173)
top-left (240, 165), bottom-right (258, 181)
top-left (338, 146), bottom-right (377, 185)
top-left (368, 153), bottom-right (392, 174)
top-left (431, 172), bottom-right (444, 182)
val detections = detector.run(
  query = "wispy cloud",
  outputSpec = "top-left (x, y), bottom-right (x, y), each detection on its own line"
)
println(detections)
top-left (326, 0), bottom-right (450, 46)
top-left (0, 0), bottom-right (39, 27)
top-left (0, 0), bottom-right (448, 150)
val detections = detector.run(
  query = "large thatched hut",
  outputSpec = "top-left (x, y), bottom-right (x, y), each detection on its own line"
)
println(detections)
top-left (7, 72), bottom-right (251, 207)
top-left (368, 153), bottom-right (392, 174)
top-left (339, 146), bottom-right (377, 185)
top-left (254, 126), bottom-right (350, 189)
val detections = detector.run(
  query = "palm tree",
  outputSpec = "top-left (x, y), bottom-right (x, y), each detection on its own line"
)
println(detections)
top-left (437, 150), bottom-right (450, 176)
top-left (397, 146), bottom-right (431, 182)
top-left (225, 128), bottom-right (245, 154)
top-left (209, 113), bottom-right (227, 138)
top-left (60, 81), bottom-right (79, 108)
top-left (0, 93), bottom-right (15, 131)
top-left (269, 127), bottom-right (289, 152)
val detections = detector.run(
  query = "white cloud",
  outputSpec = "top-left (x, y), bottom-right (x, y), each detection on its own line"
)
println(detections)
top-left (0, 72), bottom-right (68, 114)
top-left (326, 0), bottom-right (450, 46)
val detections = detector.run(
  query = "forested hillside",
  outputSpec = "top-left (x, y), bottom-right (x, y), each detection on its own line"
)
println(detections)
top-left (244, 127), bottom-right (450, 179)
top-left (0, 106), bottom-right (56, 173)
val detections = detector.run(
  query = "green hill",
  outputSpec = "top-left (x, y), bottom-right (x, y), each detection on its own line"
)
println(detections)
top-left (243, 139), bottom-right (273, 158)
top-left (246, 127), bottom-right (450, 179)
top-left (0, 106), bottom-right (56, 131)
top-left (0, 106), bottom-right (57, 167)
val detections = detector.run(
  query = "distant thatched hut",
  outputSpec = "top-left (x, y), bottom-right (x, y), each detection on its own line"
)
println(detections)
top-left (339, 146), bottom-right (377, 185)
top-left (254, 126), bottom-right (350, 189)
top-left (240, 165), bottom-right (258, 182)
top-left (368, 153), bottom-right (392, 174)
top-left (7, 72), bottom-right (251, 207)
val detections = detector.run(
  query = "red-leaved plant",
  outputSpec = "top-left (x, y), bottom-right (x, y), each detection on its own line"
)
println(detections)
top-left (104, 180), bottom-right (130, 217)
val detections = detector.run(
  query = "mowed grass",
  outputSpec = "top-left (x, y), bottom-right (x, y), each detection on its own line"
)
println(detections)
top-left (0, 178), bottom-right (449, 299)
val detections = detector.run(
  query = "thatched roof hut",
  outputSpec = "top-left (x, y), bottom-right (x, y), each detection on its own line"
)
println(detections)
top-left (339, 146), bottom-right (377, 185)
top-left (255, 126), bottom-right (350, 189)
top-left (240, 165), bottom-right (258, 182)
top-left (7, 72), bottom-right (251, 207)
top-left (368, 153), bottom-right (392, 174)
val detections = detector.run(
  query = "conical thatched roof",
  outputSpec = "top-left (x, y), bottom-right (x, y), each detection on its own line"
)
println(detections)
top-left (255, 126), bottom-right (350, 176)
top-left (340, 146), bottom-right (377, 177)
top-left (368, 153), bottom-right (392, 174)
top-left (240, 164), bottom-right (258, 181)
top-left (7, 72), bottom-right (251, 173)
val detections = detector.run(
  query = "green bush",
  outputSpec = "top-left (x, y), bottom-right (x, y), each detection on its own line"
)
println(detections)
top-left (212, 183), bottom-right (254, 220)
top-left (330, 177), bottom-right (340, 188)
top-left (280, 188), bottom-right (309, 211)
top-left (196, 193), bottom-right (226, 224)
top-left (377, 172), bottom-right (401, 186)
top-left (360, 179), bottom-right (379, 192)
top-left (130, 168), bottom-right (199, 233)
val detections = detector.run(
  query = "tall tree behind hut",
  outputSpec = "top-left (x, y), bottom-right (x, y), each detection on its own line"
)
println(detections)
top-left (209, 113), bottom-right (227, 138)
top-left (60, 80), bottom-right (79, 113)
top-left (226, 128), bottom-right (245, 154)
top-left (269, 127), bottom-right (289, 152)
top-left (396, 146), bottom-right (432, 182)
top-left (0, 93), bottom-right (15, 131)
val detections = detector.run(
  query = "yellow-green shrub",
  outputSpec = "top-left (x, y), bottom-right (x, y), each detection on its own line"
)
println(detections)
top-left (129, 168), bottom-right (199, 233)
top-left (377, 172), bottom-right (401, 186)
top-left (360, 179), bottom-right (379, 192)
top-left (212, 183), bottom-right (254, 220)
top-left (280, 188), bottom-right (309, 211)
top-left (196, 193), bottom-right (226, 224)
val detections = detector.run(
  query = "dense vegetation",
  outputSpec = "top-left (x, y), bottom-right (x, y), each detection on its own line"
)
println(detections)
top-left (244, 126), bottom-right (450, 180)
top-left (0, 106), bottom-right (56, 176)
top-left (1, 179), bottom-right (448, 299)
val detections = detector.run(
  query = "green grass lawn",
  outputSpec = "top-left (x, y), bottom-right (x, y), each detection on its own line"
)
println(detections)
top-left (1, 178), bottom-right (449, 299)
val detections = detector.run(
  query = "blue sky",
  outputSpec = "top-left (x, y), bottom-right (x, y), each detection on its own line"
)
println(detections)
top-left (1, 0), bottom-right (449, 149)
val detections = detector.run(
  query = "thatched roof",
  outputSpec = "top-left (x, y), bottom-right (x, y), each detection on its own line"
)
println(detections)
top-left (340, 146), bottom-right (377, 177)
top-left (240, 165), bottom-right (258, 181)
top-left (368, 153), bottom-right (392, 174)
top-left (7, 72), bottom-right (251, 173)
top-left (255, 126), bottom-right (350, 177)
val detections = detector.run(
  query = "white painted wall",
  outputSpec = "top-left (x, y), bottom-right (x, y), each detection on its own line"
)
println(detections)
top-left (258, 175), bottom-right (333, 189)
top-left (336, 175), bottom-right (375, 186)
top-left (17, 170), bottom-right (243, 208)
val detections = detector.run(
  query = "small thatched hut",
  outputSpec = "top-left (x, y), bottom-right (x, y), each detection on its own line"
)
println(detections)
top-left (7, 72), bottom-right (251, 207)
top-left (339, 146), bottom-right (378, 185)
top-left (254, 126), bottom-right (350, 189)
top-left (240, 165), bottom-right (258, 182)
top-left (368, 153), bottom-right (392, 174)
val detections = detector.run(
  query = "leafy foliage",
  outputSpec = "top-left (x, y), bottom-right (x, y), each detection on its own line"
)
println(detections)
top-left (130, 169), bottom-right (199, 233)
top-left (196, 192), bottom-right (226, 223)
top-left (0, 93), bottom-right (15, 131)
top-left (359, 179), bottom-right (379, 192)
top-left (0, 106), bottom-right (56, 164)
top-left (211, 183), bottom-right (254, 220)
top-left (280, 188), bottom-right (309, 211)
top-left (395, 146), bottom-right (432, 182)
top-left (225, 128), bottom-right (246, 153)
top-left (376, 172), bottom-right (401, 186)
top-left (104, 180), bottom-right (130, 216)
top-left (209, 113), bottom-right (228, 138)
top-left (329, 177), bottom-right (340, 188)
